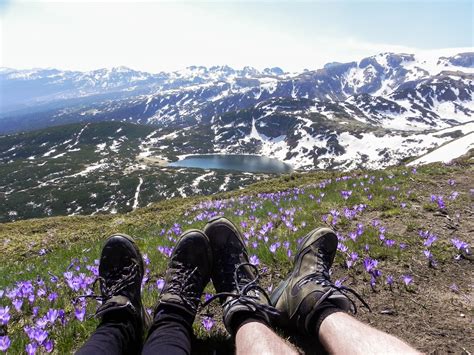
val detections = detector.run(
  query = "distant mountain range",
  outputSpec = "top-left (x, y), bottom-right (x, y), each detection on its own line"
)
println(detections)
top-left (0, 49), bottom-right (473, 221)
top-left (2, 49), bottom-right (472, 167)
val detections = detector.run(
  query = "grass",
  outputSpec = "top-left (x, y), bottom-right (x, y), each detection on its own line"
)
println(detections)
top-left (0, 158), bottom-right (472, 353)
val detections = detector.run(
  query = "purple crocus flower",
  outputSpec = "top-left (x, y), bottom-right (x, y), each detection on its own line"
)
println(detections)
top-left (431, 195), bottom-right (446, 209)
top-left (249, 255), bottom-right (260, 266)
top-left (451, 238), bottom-right (469, 251)
top-left (44, 339), bottom-right (54, 353)
top-left (385, 239), bottom-right (395, 247)
top-left (36, 317), bottom-right (48, 329)
top-left (12, 298), bottom-right (23, 312)
top-left (269, 243), bottom-right (278, 253)
top-left (401, 275), bottom-right (413, 286)
top-left (26, 343), bottom-right (37, 355)
top-left (337, 243), bottom-right (348, 253)
top-left (424, 234), bottom-right (437, 247)
top-left (0, 306), bottom-right (10, 325)
top-left (363, 258), bottom-right (378, 273)
top-left (386, 275), bottom-right (394, 285)
top-left (35, 329), bottom-right (48, 343)
top-left (201, 316), bottom-right (214, 331)
top-left (334, 278), bottom-right (346, 288)
top-left (340, 190), bottom-right (352, 200)
top-left (75, 307), bottom-right (86, 322)
top-left (423, 250), bottom-right (432, 259)
top-left (156, 279), bottom-right (165, 290)
top-left (0, 336), bottom-right (11, 352)
top-left (370, 275), bottom-right (377, 288)
top-left (348, 231), bottom-right (357, 241)
top-left (48, 292), bottom-right (58, 302)
top-left (46, 309), bottom-right (59, 324)
top-left (58, 309), bottom-right (67, 326)
top-left (157, 246), bottom-right (174, 258)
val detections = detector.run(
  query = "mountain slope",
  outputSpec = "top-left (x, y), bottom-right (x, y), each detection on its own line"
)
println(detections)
top-left (0, 122), bottom-right (268, 222)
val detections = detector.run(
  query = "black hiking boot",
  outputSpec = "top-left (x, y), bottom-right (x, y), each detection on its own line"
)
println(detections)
top-left (157, 230), bottom-right (212, 318)
top-left (270, 227), bottom-right (369, 335)
top-left (203, 217), bottom-right (277, 334)
top-left (94, 234), bottom-right (151, 336)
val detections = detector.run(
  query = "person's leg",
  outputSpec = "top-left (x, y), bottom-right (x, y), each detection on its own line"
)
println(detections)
top-left (204, 217), bottom-right (296, 353)
top-left (319, 312), bottom-right (420, 354)
top-left (235, 320), bottom-right (298, 355)
top-left (76, 311), bottom-right (139, 355)
top-left (75, 234), bottom-right (150, 355)
top-left (270, 227), bottom-right (419, 354)
top-left (142, 305), bottom-right (193, 355)
top-left (142, 230), bottom-right (212, 355)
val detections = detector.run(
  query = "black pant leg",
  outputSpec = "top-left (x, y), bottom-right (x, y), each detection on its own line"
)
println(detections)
top-left (76, 313), bottom-right (140, 355)
top-left (142, 306), bottom-right (194, 355)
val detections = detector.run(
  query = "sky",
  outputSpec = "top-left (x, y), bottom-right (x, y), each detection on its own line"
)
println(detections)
top-left (0, 0), bottom-right (472, 73)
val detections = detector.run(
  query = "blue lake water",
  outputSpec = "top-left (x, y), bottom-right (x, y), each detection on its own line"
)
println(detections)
top-left (169, 154), bottom-right (293, 174)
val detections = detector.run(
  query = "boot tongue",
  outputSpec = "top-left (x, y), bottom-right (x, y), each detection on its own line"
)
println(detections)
top-left (95, 295), bottom-right (136, 318)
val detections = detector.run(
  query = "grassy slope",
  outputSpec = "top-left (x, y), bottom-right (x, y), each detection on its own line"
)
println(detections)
top-left (0, 158), bottom-right (472, 354)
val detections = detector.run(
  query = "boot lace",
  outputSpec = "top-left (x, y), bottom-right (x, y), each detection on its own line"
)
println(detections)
top-left (75, 263), bottom-right (139, 303)
top-left (203, 263), bottom-right (280, 318)
top-left (297, 251), bottom-right (370, 313)
top-left (165, 261), bottom-right (203, 313)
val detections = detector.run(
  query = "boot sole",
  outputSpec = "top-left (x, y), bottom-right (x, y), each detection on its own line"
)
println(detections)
top-left (270, 227), bottom-right (336, 306)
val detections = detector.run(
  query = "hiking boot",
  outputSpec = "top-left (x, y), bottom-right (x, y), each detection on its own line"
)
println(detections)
top-left (95, 234), bottom-right (151, 331)
top-left (270, 228), bottom-right (368, 334)
top-left (204, 217), bottom-right (276, 334)
top-left (157, 230), bottom-right (212, 318)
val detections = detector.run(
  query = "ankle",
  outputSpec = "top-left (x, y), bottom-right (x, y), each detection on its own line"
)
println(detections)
top-left (229, 311), bottom-right (270, 336)
top-left (313, 303), bottom-right (344, 337)
top-left (154, 304), bottom-right (195, 326)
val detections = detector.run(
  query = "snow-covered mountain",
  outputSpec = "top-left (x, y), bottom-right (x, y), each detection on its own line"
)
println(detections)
top-left (1, 49), bottom-right (473, 170)
top-left (0, 65), bottom-right (286, 113)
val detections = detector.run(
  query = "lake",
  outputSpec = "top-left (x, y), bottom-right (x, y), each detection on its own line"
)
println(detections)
top-left (169, 154), bottom-right (293, 174)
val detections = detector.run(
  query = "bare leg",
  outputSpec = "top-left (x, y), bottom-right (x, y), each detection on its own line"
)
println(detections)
top-left (319, 312), bottom-right (420, 354)
top-left (235, 321), bottom-right (298, 355)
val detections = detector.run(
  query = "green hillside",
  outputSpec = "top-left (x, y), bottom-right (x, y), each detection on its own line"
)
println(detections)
top-left (0, 121), bottom-right (264, 222)
top-left (0, 158), bottom-right (472, 353)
